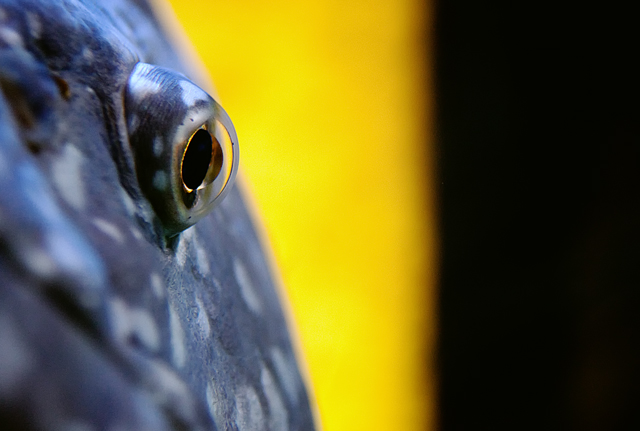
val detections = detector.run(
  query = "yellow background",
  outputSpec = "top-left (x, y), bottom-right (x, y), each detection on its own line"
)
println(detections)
top-left (165, 1), bottom-right (437, 429)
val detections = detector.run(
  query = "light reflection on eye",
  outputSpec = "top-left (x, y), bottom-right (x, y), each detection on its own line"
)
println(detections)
top-left (124, 62), bottom-right (239, 237)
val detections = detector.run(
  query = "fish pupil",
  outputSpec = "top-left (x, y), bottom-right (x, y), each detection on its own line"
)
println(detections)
top-left (182, 128), bottom-right (213, 191)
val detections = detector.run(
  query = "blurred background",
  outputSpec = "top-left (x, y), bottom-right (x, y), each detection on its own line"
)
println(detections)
top-left (166, 0), bottom-right (436, 430)
top-left (166, 0), bottom-right (639, 430)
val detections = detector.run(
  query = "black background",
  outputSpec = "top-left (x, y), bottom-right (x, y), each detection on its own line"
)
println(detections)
top-left (434, 1), bottom-right (638, 429)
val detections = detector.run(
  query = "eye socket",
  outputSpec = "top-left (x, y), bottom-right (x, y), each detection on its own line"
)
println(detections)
top-left (124, 62), bottom-right (239, 236)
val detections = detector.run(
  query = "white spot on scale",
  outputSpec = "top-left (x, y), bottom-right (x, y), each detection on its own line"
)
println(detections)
top-left (169, 304), bottom-right (187, 368)
top-left (270, 347), bottom-right (300, 405)
top-left (234, 259), bottom-right (263, 315)
top-left (175, 227), bottom-right (194, 267)
top-left (150, 273), bottom-right (165, 299)
top-left (128, 113), bottom-right (140, 133)
top-left (0, 27), bottom-right (23, 48)
top-left (175, 237), bottom-right (188, 268)
top-left (153, 170), bottom-right (168, 190)
top-left (109, 297), bottom-right (129, 343)
top-left (149, 359), bottom-right (190, 395)
top-left (195, 294), bottom-right (211, 338)
top-left (192, 234), bottom-right (210, 275)
top-left (261, 365), bottom-right (290, 431)
top-left (51, 145), bottom-right (86, 211)
top-left (235, 385), bottom-right (265, 431)
top-left (206, 382), bottom-right (225, 427)
top-left (0, 315), bottom-right (35, 394)
top-left (44, 228), bottom-right (104, 298)
top-left (108, 297), bottom-right (160, 353)
top-left (130, 226), bottom-right (144, 242)
top-left (153, 137), bottom-right (164, 157)
top-left (22, 246), bottom-right (56, 279)
top-left (81, 47), bottom-right (93, 62)
top-left (119, 188), bottom-right (136, 216)
top-left (25, 12), bottom-right (42, 39)
top-left (131, 309), bottom-right (160, 352)
top-left (92, 218), bottom-right (125, 243)
top-left (147, 360), bottom-right (197, 421)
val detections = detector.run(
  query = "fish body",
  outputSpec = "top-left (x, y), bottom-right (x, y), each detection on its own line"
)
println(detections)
top-left (0, 1), bottom-right (315, 430)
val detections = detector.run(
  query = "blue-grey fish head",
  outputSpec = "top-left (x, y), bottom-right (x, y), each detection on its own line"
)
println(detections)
top-left (0, 0), bottom-right (316, 430)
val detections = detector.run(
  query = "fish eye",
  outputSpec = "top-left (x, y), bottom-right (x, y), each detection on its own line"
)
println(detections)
top-left (124, 62), bottom-right (239, 237)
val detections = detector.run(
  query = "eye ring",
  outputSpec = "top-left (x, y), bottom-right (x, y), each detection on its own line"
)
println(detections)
top-left (124, 62), bottom-right (239, 236)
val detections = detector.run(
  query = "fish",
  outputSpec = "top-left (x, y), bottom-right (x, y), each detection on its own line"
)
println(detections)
top-left (0, 0), bottom-right (316, 429)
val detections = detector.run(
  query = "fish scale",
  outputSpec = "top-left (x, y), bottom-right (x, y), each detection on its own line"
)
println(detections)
top-left (0, 0), bottom-right (316, 430)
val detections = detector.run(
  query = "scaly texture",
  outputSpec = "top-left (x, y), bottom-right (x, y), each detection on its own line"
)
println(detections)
top-left (0, 1), bottom-right (315, 430)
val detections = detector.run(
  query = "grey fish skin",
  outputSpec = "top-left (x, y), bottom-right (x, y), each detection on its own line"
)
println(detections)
top-left (0, 1), bottom-right (316, 430)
